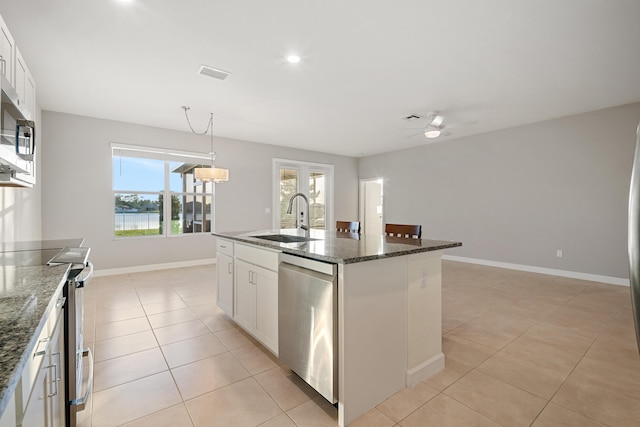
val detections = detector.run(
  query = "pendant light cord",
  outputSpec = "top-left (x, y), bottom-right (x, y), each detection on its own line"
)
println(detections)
top-left (182, 106), bottom-right (213, 135)
top-left (182, 106), bottom-right (215, 164)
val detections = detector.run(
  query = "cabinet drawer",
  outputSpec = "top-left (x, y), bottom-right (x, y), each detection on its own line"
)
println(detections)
top-left (216, 238), bottom-right (234, 256)
top-left (21, 289), bottom-right (64, 410)
top-left (235, 244), bottom-right (279, 271)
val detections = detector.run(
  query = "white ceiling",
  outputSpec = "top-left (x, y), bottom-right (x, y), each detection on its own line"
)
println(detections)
top-left (1, 0), bottom-right (639, 157)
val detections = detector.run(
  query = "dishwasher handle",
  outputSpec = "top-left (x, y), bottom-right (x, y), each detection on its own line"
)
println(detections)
top-left (279, 253), bottom-right (336, 275)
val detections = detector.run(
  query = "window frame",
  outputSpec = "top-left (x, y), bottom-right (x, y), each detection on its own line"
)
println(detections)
top-left (112, 143), bottom-right (213, 239)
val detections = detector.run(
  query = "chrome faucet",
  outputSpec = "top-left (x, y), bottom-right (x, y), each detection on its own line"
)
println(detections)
top-left (287, 192), bottom-right (310, 236)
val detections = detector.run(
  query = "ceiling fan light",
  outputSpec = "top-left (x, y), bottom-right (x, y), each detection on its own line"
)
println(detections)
top-left (424, 129), bottom-right (441, 139)
top-left (430, 114), bottom-right (444, 127)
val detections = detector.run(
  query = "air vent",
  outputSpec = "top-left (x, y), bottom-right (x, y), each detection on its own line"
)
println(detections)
top-left (198, 65), bottom-right (230, 81)
top-left (401, 114), bottom-right (423, 121)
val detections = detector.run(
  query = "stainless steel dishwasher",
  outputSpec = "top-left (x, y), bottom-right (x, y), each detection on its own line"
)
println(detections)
top-left (279, 253), bottom-right (337, 403)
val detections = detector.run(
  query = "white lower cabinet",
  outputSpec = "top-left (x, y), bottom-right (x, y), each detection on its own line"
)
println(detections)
top-left (49, 313), bottom-right (65, 427)
top-left (253, 264), bottom-right (278, 352)
top-left (234, 259), bottom-right (255, 332)
top-left (0, 394), bottom-right (16, 427)
top-left (20, 293), bottom-right (65, 427)
top-left (216, 252), bottom-right (234, 316)
top-left (232, 244), bottom-right (279, 356)
top-left (216, 239), bottom-right (234, 317)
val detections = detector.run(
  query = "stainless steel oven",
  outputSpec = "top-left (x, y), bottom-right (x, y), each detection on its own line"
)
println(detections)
top-left (49, 247), bottom-right (94, 427)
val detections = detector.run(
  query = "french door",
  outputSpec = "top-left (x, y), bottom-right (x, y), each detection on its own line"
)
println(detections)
top-left (273, 159), bottom-right (333, 230)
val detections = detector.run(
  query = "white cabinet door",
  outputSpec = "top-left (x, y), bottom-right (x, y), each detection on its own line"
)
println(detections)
top-left (14, 47), bottom-right (26, 105)
top-left (231, 245), bottom-right (279, 355)
top-left (25, 71), bottom-right (36, 119)
top-left (21, 294), bottom-right (65, 427)
top-left (14, 47), bottom-right (35, 118)
top-left (217, 252), bottom-right (234, 316)
top-left (234, 259), bottom-right (255, 332)
top-left (254, 265), bottom-right (278, 355)
top-left (0, 15), bottom-right (14, 84)
top-left (49, 313), bottom-right (66, 427)
top-left (0, 394), bottom-right (16, 427)
top-left (21, 357), bottom-right (49, 427)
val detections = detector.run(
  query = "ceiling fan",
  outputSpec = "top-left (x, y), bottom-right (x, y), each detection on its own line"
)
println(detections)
top-left (399, 111), bottom-right (474, 140)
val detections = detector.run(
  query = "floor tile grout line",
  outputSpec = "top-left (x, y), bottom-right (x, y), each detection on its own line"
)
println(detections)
top-left (134, 279), bottom-right (198, 426)
top-left (87, 264), bottom-right (638, 427)
top-left (438, 385), bottom-right (510, 427)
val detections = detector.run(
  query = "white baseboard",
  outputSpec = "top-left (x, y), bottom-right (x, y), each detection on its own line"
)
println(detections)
top-left (443, 255), bottom-right (629, 287)
top-left (94, 258), bottom-right (216, 277)
top-left (406, 352), bottom-right (445, 387)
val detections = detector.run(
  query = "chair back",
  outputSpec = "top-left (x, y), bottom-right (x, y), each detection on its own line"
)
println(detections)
top-left (336, 221), bottom-right (361, 233)
top-left (384, 223), bottom-right (422, 239)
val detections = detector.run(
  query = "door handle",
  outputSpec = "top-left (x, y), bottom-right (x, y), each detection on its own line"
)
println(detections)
top-left (72, 348), bottom-right (94, 411)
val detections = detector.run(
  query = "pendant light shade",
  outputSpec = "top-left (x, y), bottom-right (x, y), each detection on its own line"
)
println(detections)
top-left (182, 106), bottom-right (229, 183)
top-left (194, 166), bottom-right (229, 183)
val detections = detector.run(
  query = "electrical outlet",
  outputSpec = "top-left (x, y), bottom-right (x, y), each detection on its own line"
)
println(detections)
top-left (556, 250), bottom-right (563, 258)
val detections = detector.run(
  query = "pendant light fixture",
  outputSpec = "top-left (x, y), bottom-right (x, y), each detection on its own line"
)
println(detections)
top-left (182, 106), bottom-right (229, 183)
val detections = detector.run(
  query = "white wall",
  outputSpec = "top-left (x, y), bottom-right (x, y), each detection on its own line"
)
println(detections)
top-left (359, 103), bottom-right (640, 280)
top-left (0, 107), bottom-right (42, 243)
top-left (41, 111), bottom-right (358, 271)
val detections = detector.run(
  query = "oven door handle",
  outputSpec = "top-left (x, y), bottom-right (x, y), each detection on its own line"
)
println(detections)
top-left (71, 348), bottom-right (94, 411)
top-left (76, 261), bottom-right (94, 288)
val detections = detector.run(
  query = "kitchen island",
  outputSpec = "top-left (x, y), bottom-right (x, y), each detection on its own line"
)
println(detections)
top-left (213, 229), bottom-right (461, 426)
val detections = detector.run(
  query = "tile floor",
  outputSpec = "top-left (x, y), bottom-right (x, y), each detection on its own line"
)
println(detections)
top-left (79, 261), bottom-right (640, 427)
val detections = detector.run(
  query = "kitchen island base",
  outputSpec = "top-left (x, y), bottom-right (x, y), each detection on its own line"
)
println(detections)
top-left (213, 230), bottom-right (461, 427)
top-left (337, 250), bottom-right (444, 426)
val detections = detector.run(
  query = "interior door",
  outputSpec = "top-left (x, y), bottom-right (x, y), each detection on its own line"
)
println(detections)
top-left (360, 179), bottom-right (383, 235)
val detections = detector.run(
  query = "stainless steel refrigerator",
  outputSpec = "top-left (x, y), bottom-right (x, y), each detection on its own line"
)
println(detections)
top-left (628, 122), bottom-right (640, 354)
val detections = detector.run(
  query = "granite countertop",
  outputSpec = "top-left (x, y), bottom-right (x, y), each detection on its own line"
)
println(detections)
top-left (212, 229), bottom-right (462, 264)
top-left (0, 238), bottom-right (83, 419)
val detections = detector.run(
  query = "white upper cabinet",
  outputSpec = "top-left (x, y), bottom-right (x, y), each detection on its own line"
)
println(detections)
top-left (0, 14), bottom-right (14, 85)
top-left (0, 11), bottom-right (37, 187)
top-left (0, 11), bottom-right (36, 121)
top-left (14, 46), bottom-right (36, 118)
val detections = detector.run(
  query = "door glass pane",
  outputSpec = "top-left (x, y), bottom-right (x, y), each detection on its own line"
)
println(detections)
top-left (309, 171), bottom-right (325, 229)
top-left (280, 168), bottom-right (298, 229)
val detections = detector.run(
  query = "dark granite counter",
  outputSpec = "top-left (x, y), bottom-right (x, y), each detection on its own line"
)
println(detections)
top-left (212, 229), bottom-right (461, 264)
top-left (0, 239), bottom-right (83, 419)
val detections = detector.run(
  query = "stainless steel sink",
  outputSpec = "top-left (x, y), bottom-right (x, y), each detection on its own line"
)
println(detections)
top-left (251, 234), bottom-right (319, 243)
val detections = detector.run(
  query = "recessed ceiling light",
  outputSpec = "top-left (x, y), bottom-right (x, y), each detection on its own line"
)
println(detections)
top-left (286, 55), bottom-right (301, 64)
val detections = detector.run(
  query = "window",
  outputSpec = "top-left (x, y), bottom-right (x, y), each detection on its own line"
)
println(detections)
top-left (273, 159), bottom-right (333, 230)
top-left (112, 143), bottom-right (214, 237)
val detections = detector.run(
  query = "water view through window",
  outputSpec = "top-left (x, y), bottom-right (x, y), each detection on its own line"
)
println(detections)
top-left (113, 150), bottom-right (212, 237)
